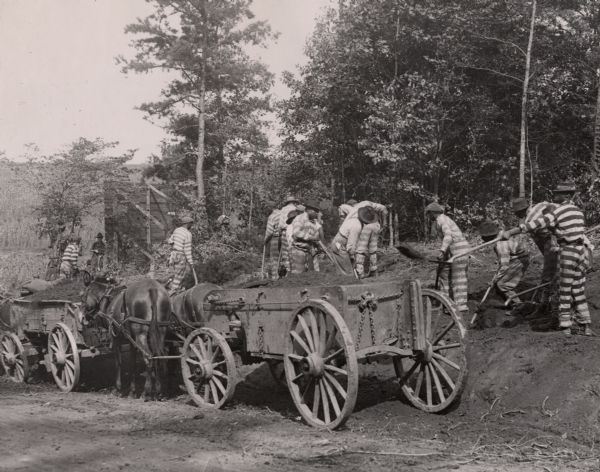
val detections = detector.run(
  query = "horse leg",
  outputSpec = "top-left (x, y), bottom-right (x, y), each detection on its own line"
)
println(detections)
top-left (138, 333), bottom-right (154, 401)
top-left (113, 338), bottom-right (122, 395)
top-left (127, 342), bottom-right (137, 399)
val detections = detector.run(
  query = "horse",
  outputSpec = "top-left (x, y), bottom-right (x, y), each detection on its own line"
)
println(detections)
top-left (83, 277), bottom-right (171, 400)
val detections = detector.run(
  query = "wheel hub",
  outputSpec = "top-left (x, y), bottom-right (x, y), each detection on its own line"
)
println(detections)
top-left (423, 341), bottom-right (434, 363)
top-left (195, 360), bottom-right (214, 379)
top-left (4, 353), bottom-right (16, 365)
top-left (301, 352), bottom-right (325, 377)
top-left (55, 350), bottom-right (66, 365)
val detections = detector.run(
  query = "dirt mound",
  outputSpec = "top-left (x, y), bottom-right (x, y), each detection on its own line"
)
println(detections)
top-left (234, 271), bottom-right (361, 289)
top-left (23, 279), bottom-right (84, 302)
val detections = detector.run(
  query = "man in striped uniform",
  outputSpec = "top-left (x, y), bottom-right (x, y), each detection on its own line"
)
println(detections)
top-left (512, 198), bottom-right (558, 309)
top-left (343, 200), bottom-right (388, 277)
top-left (331, 207), bottom-right (378, 276)
top-left (479, 220), bottom-right (529, 305)
top-left (290, 201), bottom-right (322, 274)
top-left (167, 216), bottom-right (194, 296)
top-left (426, 202), bottom-right (471, 314)
top-left (264, 208), bottom-right (281, 279)
top-left (278, 195), bottom-right (300, 276)
top-left (60, 236), bottom-right (80, 278)
top-left (501, 183), bottom-right (592, 335)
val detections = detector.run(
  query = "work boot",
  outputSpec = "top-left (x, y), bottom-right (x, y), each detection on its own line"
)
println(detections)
top-left (561, 327), bottom-right (572, 336)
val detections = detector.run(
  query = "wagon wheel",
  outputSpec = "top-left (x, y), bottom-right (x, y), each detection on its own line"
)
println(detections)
top-left (82, 270), bottom-right (93, 287)
top-left (181, 328), bottom-right (237, 409)
top-left (0, 332), bottom-right (29, 382)
top-left (394, 289), bottom-right (467, 413)
top-left (284, 300), bottom-right (359, 429)
top-left (48, 323), bottom-right (81, 392)
top-left (266, 359), bottom-right (287, 388)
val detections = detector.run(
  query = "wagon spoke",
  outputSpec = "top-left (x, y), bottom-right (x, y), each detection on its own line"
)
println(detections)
top-left (312, 382), bottom-right (321, 418)
top-left (296, 314), bottom-right (316, 352)
top-left (189, 343), bottom-right (204, 361)
top-left (425, 364), bottom-right (432, 406)
top-left (325, 324), bottom-right (338, 350)
top-left (425, 297), bottom-right (432, 340)
top-left (203, 384), bottom-right (210, 402)
top-left (322, 377), bottom-right (341, 417)
top-left (301, 377), bottom-right (314, 401)
top-left (317, 311), bottom-right (327, 355)
top-left (65, 359), bottom-right (75, 371)
top-left (50, 343), bottom-right (58, 353)
top-left (433, 320), bottom-right (455, 345)
top-left (324, 347), bottom-right (344, 363)
top-left (209, 379), bottom-right (219, 404)
top-left (51, 333), bottom-right (61, 350)
top-left (291, 371), bottom-right (304, 383)
top-left (433, 352), bottom-right (460, 371)
top-left (429, 364), bottom-right (445, 403)
top-left (433, 342), bottom-right (461, 352)
top-left (212, 369), bottom-right (228, 380)
top-left (196, 337), bottom-right (208, 358)
top-left (211, 377), bottom-right (227, 396)
top-left (212, 360), bottom-right (226, 368)
top-left (306, 309), bottom-right (320, 353)
top-left (210, 345), bottom-right (221, 363)
top-left (290, 330), bottom-right (311, 355)
top-left (287, 353), bottom-right (304, 362)
top-left (185, 358), bottom-right (202, 366)
top-left (414, 364), bottom-right (425, 397)
top-left (319, 380), bottom-right (331, 424)
top-left (397, 359), bottom-right (419, 387)
top-left (431, 358), bottom-right (455, 390)
top-left (65, 365), bottom-right (74, 386)
top-left (324, 364), bottom-right (347, 376)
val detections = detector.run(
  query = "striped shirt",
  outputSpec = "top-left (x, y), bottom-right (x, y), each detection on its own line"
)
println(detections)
top-left (279, 203), bottom-right (299, 230)
top-left (338, 204), bottom-right (353, 219)
top-left (345, 201), bottom-right (387, 223)
top-left (337, 217), bottom-right (363, 254)
top-left (525, 202), bottom-right (557, 236)
top-left (62, 243), bottom-right (79, 264)
top-left (495, 237), bottom-right (528, 279)
top-left (169, 226), bottom-right (193, 264)
top-left (435, 214), bottom-right (466, 252)
top-left (291, 212), bottom-right (322, 250)
top-left (520, 202), bottom-right (585, 245)
top-left (265, 209), bottom-right (281, 239)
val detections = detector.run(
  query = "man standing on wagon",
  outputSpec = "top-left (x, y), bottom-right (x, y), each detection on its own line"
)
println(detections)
top-left (278, 195), bottom-right (301, 276)
top-left (264, 207), bottom-right (281, 279)
top-left (426, 202), bottom-right (471, 314)
top-left (289, 200), bottom-right (323, 274)
top-left (501, 182), bottom-right (592, 336)
top-left (167, 216), bottom-right (194, 296)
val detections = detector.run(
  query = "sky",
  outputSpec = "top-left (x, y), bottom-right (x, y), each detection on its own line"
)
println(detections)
top-left (0, 0), bottom-right (331, 163)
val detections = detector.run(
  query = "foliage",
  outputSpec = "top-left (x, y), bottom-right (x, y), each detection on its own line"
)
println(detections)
top-left (3, 138), bottom-right (132, 240)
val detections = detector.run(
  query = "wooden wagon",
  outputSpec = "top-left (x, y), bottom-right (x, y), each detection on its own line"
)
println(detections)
top-left (174, 278), bottom-right (468, 429)
top-left (0, 298), bottom-right (111, 392)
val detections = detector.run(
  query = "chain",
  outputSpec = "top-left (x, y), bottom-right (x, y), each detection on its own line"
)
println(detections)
top-left (258, 326), bottom-right (265, 355)
top-left (357, 291), bottom-right (378, 347)
top-left (368, 307), bottom-right (376, 346)
top-left (356, 310), bottom-right (365, 348)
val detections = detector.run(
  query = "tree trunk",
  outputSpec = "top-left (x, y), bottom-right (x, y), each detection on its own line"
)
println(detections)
top-left (592, 69), bottom-right (600, 178)
top-left (196, 0), bottom-right (207, 204)
top-left (519, 0), bottom-right (536, 198)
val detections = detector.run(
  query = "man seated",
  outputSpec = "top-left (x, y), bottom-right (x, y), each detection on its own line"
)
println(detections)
top-left (479, 220), bottom-right (529, 306)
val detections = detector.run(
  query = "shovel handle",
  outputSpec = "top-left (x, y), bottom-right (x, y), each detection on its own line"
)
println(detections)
top-left (447, 237), bottom-right (501, 263)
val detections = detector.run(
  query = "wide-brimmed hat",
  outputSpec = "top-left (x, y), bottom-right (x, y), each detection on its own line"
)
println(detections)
top-left (286, 209), bottom-right (302, 225)
top-left (511, 197), bottom-right (529, 212)
top-left (478, 220), bottom-right (499, 238)
top-left (425, 202), bottom-right (444, 214)
top-left (96, 233), bottom-right (104, 239)
top-left (179, 216), bottom-right (193, 224)
top-left (346, 199), bottom-right (358, 206)
top-left (284, 195), bottom-right (299, 204)
top-left (358, 207), bottom-right (377, 225)
top-left (554, 182), bottom-right (577, 193)
top-left (304, 199), bottom-right (320, 211)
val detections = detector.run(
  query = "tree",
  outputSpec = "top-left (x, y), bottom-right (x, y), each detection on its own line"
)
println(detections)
top-left (118, 0), bottom-right (275, 218)
top-left (4, 138), bottom-right (132, 238)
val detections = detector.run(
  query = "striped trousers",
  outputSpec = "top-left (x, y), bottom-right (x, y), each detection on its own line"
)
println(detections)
top-left (279, 229), bottom-right (290, 275)
top-left (267, 235), bottom-right (281, 280)
top-left (168, 251), bottom-right (190, 296)
top-left (531, 233), bottom-right (559, 302)
top-left (355, 222), bottom-right (380, 277)
top-left (496, 256), bottom-right (529, 302)
top-left (557, 244), bottom-right (591, 328)
top-left (438, 239), bottom-right (470, 312)
top-left (290, 246), bottom-right (318, 274)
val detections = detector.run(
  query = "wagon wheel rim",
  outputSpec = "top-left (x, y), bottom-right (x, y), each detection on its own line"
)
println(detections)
top-left (266, 359), bottom-right (287, 389)
top-left (394, 289), bottom-right (467, 413)
top-left (284, 300), bottom-right (358, 429)
top-left (0, 332), bottom-right (29, 383)
top-left (181, 328), bottom-right (237, 409)
top-left (48, 322), bottom-right (80, 392)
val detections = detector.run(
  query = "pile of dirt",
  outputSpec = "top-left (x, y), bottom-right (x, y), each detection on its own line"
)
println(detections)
top-left (234, 271), bottom-right (362, 289)
top-left (23, 279), bottom-right (84, 302)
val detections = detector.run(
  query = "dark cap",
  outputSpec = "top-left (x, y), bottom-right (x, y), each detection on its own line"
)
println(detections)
top-left (511, 198), bottom-right (529, 212)
top-left (304, 199), bottom-right (320, 211)
top-left (96, 233), bottom-right (104, 239)
top-left (286, 209), bottom-right (302, 225)
top-left (358, 207), bottom-right (378, 225)
top-left (478, 220), bottom-right (499, 238)
top-left (425, 202), bottom-right (444, 214)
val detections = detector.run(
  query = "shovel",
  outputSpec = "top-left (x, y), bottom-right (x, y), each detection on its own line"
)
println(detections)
top-left (260, 245), bottom-right (266, 280)
top-left (470, 274), bottom-right (498, 327)
top-left (447, 237), bottom-right (501, 263)
top-left (318, 241), bottom-right (352, 276)
top-left (504, 282), bottom-right (551, 306)
top-left (396, 243), bottom-right (453, 265)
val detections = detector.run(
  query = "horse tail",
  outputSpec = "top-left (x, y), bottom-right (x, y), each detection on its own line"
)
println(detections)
top-left (147, 288), bottom-right (163, 357)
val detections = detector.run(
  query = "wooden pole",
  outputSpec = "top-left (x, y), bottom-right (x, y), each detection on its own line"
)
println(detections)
top-left (146, 186), bottom-right (154, 276)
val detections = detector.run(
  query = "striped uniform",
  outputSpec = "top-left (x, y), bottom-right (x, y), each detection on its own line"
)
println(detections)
top-left (60, 243), bottom-right (79, 278)
top-left (331, 218), bottom-right (363, 275)
top-left (525, 202), bottom-right (559, 302)
top-left (290, 212), bottom-right (321, 274)
top-left (494, 237), bottom-right (530, 302)
top-left (355, 222), bottom-right (381, 277)
top-left (435, 214), bottom-right (471, 312)
top-left (520, 202), bottom-right (590, 327)
top-left (338, 204), bottom-right (353, 219)
top-left (278, 203), bottom-right (298, 274)
top-left (264, 209), bottom-right (281, 279)
top-left (168, 226), bottom-right (194, 295)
